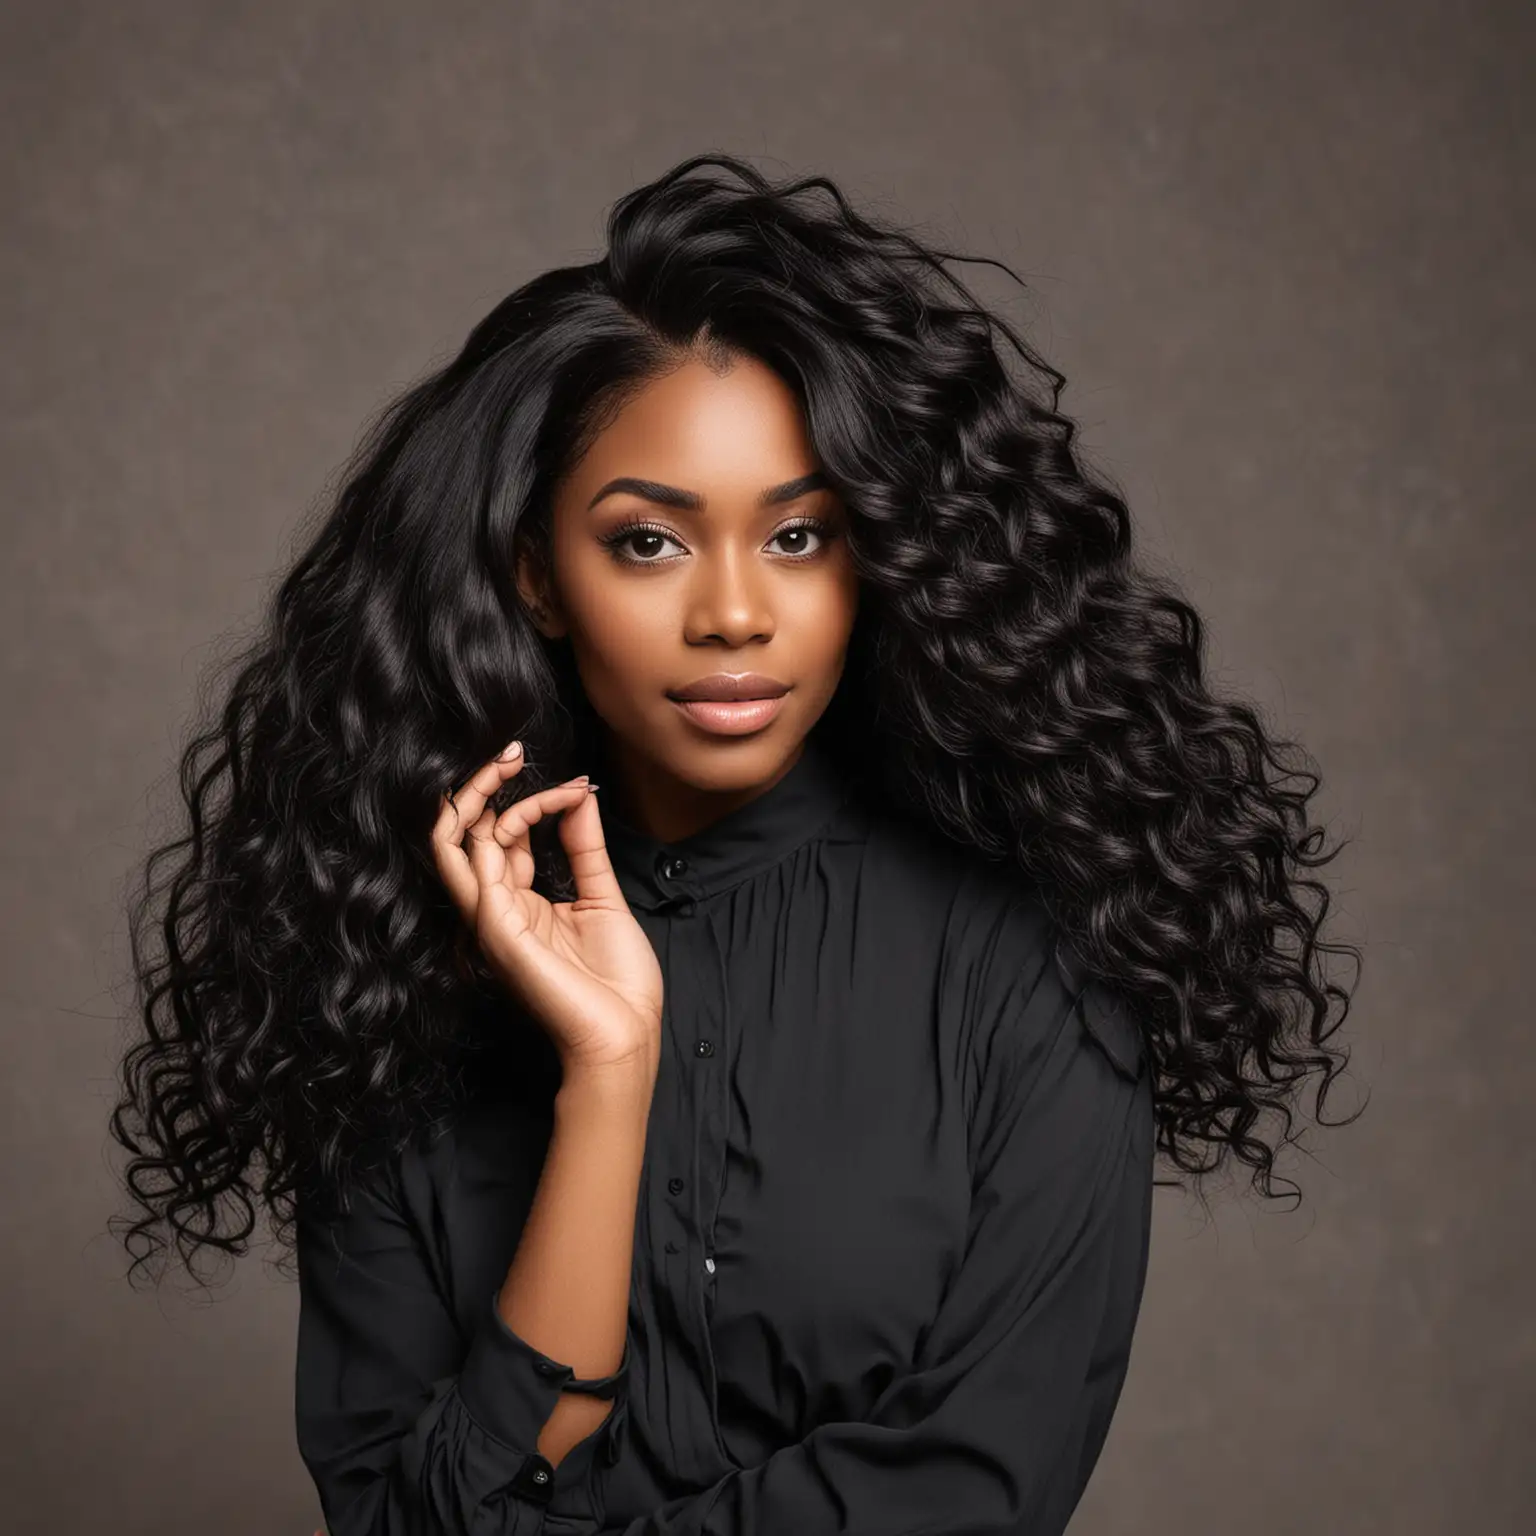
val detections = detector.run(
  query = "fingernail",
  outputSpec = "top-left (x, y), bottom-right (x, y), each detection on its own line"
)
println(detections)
top-left (586, 782), bottom-right (600, 793)
top-left (498, 740), bottom-right (522, 761)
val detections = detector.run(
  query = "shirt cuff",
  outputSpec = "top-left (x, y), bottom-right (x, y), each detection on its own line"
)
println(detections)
top-left (457, 1287), bottom-right (632, 1453)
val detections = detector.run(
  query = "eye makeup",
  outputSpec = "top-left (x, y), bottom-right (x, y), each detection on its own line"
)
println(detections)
top-left (597, 515), bottom-right (838, 568)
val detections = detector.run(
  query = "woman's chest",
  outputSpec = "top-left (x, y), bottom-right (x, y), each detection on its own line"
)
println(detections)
top-left (638, 894), bottom-right (976, 1421)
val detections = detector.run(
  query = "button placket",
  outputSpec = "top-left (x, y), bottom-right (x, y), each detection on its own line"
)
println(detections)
top-left (646, 871), bottom-right (728, 1488)
top-left (694, 1018), bottom-right (717, 1274)
top-left (654, 852), bottom-right (708, 1265)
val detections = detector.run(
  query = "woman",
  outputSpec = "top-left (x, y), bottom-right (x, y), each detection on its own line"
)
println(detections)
top-left (110, 154), bottom-right (1361, 1535)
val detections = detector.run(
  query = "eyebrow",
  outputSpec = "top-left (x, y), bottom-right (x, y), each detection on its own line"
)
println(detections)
top-left (585, 471), bottom-right (831, 513)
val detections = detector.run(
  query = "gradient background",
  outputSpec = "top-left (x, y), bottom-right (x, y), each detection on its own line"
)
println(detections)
top-left (4, 2), bottom-right (1530, 1532)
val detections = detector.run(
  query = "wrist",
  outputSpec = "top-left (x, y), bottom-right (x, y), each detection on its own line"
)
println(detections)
top-left (556, 1053), bottom-right (658, 1112)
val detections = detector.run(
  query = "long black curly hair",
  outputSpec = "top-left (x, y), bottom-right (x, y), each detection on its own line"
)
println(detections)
top-left (109, 152), bottom-right (1363, 1288)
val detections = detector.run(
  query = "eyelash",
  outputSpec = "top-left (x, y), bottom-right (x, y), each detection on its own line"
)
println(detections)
top-left (598, 516), bottom-right (837, 568)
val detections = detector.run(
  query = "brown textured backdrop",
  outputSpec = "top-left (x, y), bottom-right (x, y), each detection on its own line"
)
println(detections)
top-left (3, 2), bottom-right (1530, 1531)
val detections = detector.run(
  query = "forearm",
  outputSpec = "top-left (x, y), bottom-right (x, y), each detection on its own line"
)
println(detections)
top-left (497, 1058), bottom-right (655, 1468)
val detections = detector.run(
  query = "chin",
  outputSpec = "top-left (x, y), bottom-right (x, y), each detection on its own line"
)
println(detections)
top-left (668, 724), bottom-right (804, 785)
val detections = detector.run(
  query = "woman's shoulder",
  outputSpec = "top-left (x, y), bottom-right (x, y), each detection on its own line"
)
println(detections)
top-left (857, 799), bottom-right (1053, 942)
top-left (861, 805), bottom-right (1145, 1087)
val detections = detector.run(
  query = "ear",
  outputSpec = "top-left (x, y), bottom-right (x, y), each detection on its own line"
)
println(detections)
top-left (514, 544), bottom-right (569, 640)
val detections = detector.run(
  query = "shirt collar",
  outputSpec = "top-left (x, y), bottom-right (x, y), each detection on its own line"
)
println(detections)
top-left (599, 734), bottom-right (852, 913)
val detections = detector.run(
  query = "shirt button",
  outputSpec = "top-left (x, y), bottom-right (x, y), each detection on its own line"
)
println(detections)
top-left (513, 1452), bottom-right (557, 1504)
top-left (533, 1359), bottom-right (562, 1377)
top-left (664, 1239), bottom-right (679, 1254)
top-left (694, 1039), bottom-right (714, 1057)
top-left (704, 1256), bottom-right (716, 1275)
top-left (667, 1176), bottom-right (685, 1195)
top-left (657, 854), bottom-right (689, 881)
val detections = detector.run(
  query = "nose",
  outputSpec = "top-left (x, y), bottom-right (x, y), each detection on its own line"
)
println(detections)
top-left (683, 540), bottom-right (775, 646)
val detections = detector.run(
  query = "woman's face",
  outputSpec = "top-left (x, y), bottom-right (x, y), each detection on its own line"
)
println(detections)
top-left (518, 350), bottom-right (859, 837)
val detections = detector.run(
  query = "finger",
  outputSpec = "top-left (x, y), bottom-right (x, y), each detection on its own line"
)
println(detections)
top-left (430, 744), bottom-right (527, 911)
top-left (484, 779), bottom-right (594, 880)
top-left (432, 742), bottom-right (527, 848)
top-left (556, 783), bottom-right (626, 907)
top-left (465, 806), bottom-right (515, 908)
top-left (471, 779), bottom-right (593, 906)
top-left (492, 801), bottom-right (538, 890)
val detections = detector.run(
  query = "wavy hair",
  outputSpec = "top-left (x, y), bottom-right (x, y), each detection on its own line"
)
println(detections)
top-left (110, 152), bottom-right (1364, 1287)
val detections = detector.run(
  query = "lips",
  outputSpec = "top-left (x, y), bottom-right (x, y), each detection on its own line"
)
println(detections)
top-left (666, 674), bottom-right (792, 737)
top-left (666, 673), bottom-right (791, 703)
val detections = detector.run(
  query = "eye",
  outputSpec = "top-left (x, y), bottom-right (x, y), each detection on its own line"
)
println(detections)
top-left (599, 521), bottom-right (688, 566)
top-left (767, 517), bottom-right (836, 559)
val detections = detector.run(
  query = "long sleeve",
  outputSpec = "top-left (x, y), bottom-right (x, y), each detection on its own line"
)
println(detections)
top-left (591, 950), bottom-right (1155, 1536)
top-left (295, 1153), bottom-right (632, 1536)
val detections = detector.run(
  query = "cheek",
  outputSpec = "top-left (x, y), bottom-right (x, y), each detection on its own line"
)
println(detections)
top-left (582, 582), bottom-right (672, 654)
top-left (556, 560), bottom-right (674, 713)
top-left (792, 561), bottom-right (861, 659)
top-left (556, 535), bottom-right (664, 639)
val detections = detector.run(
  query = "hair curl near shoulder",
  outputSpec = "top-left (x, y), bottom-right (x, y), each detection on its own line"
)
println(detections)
top-left (110, 152), bottom-right (1364, 1287)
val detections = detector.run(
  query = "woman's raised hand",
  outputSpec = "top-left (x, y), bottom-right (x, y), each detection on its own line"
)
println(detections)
top-left (431, 741), bottom-right (663, 1077)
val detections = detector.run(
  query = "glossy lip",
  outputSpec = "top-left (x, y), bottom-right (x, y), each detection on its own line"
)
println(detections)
top-left (666, 672), bottom-right (791, 702)
top-left (669, 693), bottom-right (789, 736)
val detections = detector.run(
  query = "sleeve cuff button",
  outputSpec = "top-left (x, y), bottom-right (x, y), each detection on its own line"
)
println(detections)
top-left (512, 1452), bottom-right (557, 1504)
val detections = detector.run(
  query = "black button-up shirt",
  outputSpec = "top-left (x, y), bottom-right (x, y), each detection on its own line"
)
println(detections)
top-left (295, 735), bottom-right (1155, 1534)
